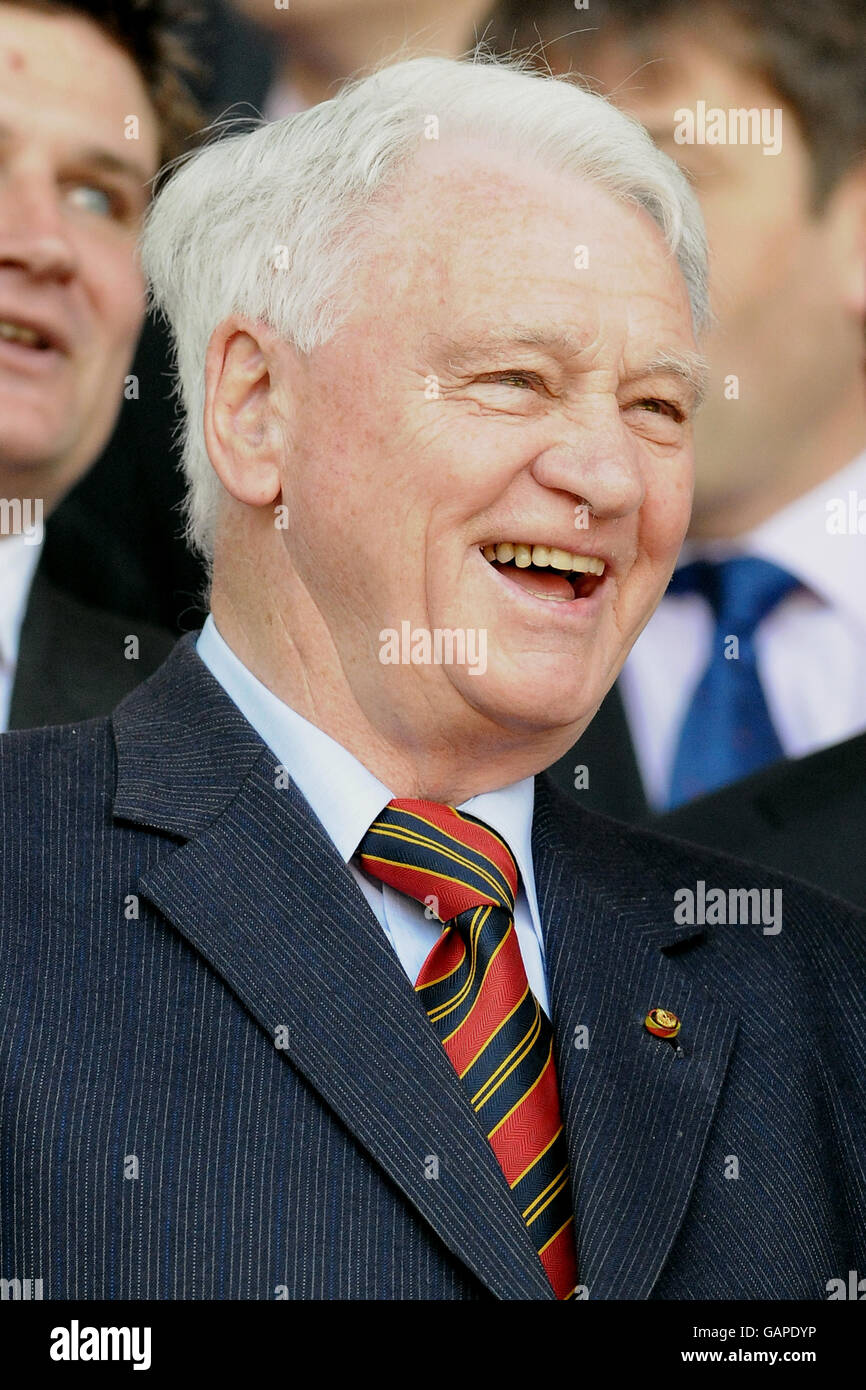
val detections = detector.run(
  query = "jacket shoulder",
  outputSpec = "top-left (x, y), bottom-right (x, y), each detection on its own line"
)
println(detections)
top-left (536, 771), bottom-right (866, 945)
top-left (0, 718), bottom-right (115, 828)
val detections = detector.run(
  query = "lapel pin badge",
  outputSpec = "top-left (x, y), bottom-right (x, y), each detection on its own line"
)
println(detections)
top-left (645, 1007), bottom-right (683, 1055)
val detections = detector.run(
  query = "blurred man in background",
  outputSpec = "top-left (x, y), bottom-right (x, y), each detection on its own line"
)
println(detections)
top-left (0, 1), bottom-right (200, 728)
top-left (489, 0), bottom-right (866, 904)
top-left (230, 0), bottom-right (495, 115)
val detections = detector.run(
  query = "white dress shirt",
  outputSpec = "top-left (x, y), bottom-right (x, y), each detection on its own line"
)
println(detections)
top-left (621, 449), bottom-right (866, 808)
top-left (0, 532), bottom-right (43, 732)
top-left (196, 616), bottom-right (551, 1015)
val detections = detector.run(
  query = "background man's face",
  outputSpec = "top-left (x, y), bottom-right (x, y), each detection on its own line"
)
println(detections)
top-left (267, 140), bottom-right (699, 744)
top-left (576, 29), bottom-right (860, 532)
top-left (232, 0), bottom-right (465, 26)
top-left (0, 6), bottom-right (159, 506)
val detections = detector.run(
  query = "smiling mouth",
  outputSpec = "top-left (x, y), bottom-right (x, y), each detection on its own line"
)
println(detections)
top-left (0, 319), bottom-right (55, 351)
top-left (480, 542), bottom-right (606, 603)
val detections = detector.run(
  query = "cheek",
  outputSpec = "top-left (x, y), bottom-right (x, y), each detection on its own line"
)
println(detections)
top-left (640, 457), bottom-right (693, 558)
top-left (703, 193), bottom-right (805, 315)
top-left (84, 248), bottom-right (146, 356)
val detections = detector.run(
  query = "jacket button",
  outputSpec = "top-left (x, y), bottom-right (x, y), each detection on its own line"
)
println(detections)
top-left (645, 1007), bottom-right (681, 1039)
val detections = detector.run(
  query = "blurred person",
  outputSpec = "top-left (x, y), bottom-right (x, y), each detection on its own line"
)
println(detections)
top-left (661, 729), bottom-right (866, 907)
top-left (229, 0), bottom-right (496, 115)
top-left (488, 1), bottom-right (866, 872)
top-left (2, 55), bottom-right (864, 1301)
top-left (0, 0), bottom-right (201, 728)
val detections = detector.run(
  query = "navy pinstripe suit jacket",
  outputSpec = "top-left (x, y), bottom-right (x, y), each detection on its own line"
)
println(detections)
top-left (1, 634), bottom-right (865, 1300)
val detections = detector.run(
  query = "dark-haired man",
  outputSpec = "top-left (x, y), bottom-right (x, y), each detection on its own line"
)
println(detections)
top-left (489, 1), bottom-right (866, 903)
top-left (0, 1), bottom-right (200, 728)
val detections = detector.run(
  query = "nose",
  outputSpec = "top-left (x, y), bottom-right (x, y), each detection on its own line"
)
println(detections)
top-left (530, 405), bottom-right (645, 520)
top-left (0, 169), bottom-right (77, 281)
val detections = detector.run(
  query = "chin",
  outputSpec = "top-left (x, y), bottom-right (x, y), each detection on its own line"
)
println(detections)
top-left (455, 669), bottom-right (596, 741)
top-left (0, 414), bottom-right (73, 472)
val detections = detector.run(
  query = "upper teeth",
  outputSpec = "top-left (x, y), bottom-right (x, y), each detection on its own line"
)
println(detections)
top-left (482, 542), bottom-right (605, 576)
top-left (0, 319), bottom-right (42, 347)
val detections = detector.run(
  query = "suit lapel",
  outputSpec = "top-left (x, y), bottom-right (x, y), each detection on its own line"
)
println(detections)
top-left (10, 568), bottom-right (70, 729)
top-left (533, 775), bottom-right (738, 1299)
top-left (544, 683), bottom-right (650, 822)
top-left (113, 639), bottom-right (554, 1301)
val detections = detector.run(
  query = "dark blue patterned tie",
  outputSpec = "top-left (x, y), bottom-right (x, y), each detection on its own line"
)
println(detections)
top-left (666, 557), bottom-right (801, 808)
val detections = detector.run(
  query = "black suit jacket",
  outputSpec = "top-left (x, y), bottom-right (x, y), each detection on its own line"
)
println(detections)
top-left (1, 634), bottom-right (864, 1299)
top-left (9, 568), bottom-right (176, 731)
top-left (658, 733), bottom-right (866, 908)
top-left (546, 686), bottom-right (866, 909)
top-left (546, 683), bottom-right (648, 821)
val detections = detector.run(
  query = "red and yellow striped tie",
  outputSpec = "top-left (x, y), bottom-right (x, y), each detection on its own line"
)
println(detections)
top-left (358, 798), bottom-right (578, 1300)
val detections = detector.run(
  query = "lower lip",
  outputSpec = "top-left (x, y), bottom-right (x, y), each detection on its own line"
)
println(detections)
top-left (480, 552), bottom-right (610, 623)
top-left (0, 336), bottom-right (65, 375)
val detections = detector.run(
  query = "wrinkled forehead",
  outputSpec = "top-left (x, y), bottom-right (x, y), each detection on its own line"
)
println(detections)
top-left (377, 134), bottom-right (621, 235)
top-left (353, 138), bottom-right (695, 354)
top-left (369, 134), bottom-right (674, 273)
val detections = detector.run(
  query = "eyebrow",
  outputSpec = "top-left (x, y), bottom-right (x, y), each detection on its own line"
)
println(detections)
top-left (0, 121), bottom-right (152, 187)
top-left (78, 147), bottom-right (153, 187)
top-left (436, 325), bottom-right (709, 409)
top-left (438, 325), bottom-right (590, 366)
top-left (623, 349), bottom-right (709, 408)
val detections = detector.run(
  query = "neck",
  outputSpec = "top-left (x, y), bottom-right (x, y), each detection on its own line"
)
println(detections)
top-left (210, 569), bottom-right (583, 807)
top-left (0, 447), bottom-right (86, 525)
top-left (276, 0), bottom-right (488, 109)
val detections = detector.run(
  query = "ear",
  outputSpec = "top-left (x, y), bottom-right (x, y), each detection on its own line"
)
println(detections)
top-left (203, 316), bottom-right (285, 510)
top-left (825, 161), bottom-right (866, 320)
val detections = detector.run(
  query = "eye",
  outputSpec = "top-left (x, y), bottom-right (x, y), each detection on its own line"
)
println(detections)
top-left (630, 397), bottom-right (686, 423)
top-left (65, 182), bottom-right (125, 219)
top-left (475, 370), bottom-right (546, 391)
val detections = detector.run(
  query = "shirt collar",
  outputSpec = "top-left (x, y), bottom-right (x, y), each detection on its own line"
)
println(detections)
top-left (0, 530), bottom-right (44, 671)
top-left (195, 615), bottom-right (539, 911)
top-left (197, 615), bottom-right (390, 862)
top-left (678, 449), bottom-right (866, 633)
top-left (460, 780), bottom-right (540, 929)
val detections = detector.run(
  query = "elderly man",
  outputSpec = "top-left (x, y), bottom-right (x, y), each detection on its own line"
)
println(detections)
top-left (1, 55), bottom-right (863, 1302)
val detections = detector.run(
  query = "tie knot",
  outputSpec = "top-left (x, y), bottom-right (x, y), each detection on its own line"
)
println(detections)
top-left (667, 556), bottom-right (800, 637)
top-left (358, 798), bottom-right (518, 923)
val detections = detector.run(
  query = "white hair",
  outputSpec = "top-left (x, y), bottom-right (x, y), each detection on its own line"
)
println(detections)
top-left (141, 51), bottom-right (710, 560)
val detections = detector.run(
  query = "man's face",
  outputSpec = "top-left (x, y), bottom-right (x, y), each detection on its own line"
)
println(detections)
top-left (0, 6), bottom-right (159, 506)
top-left (233, 0), bottom-right (461, 26)
top-left (575, 28), bottom-right (859, 532)
top-left (267, 141), bottom-right (700, 743)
